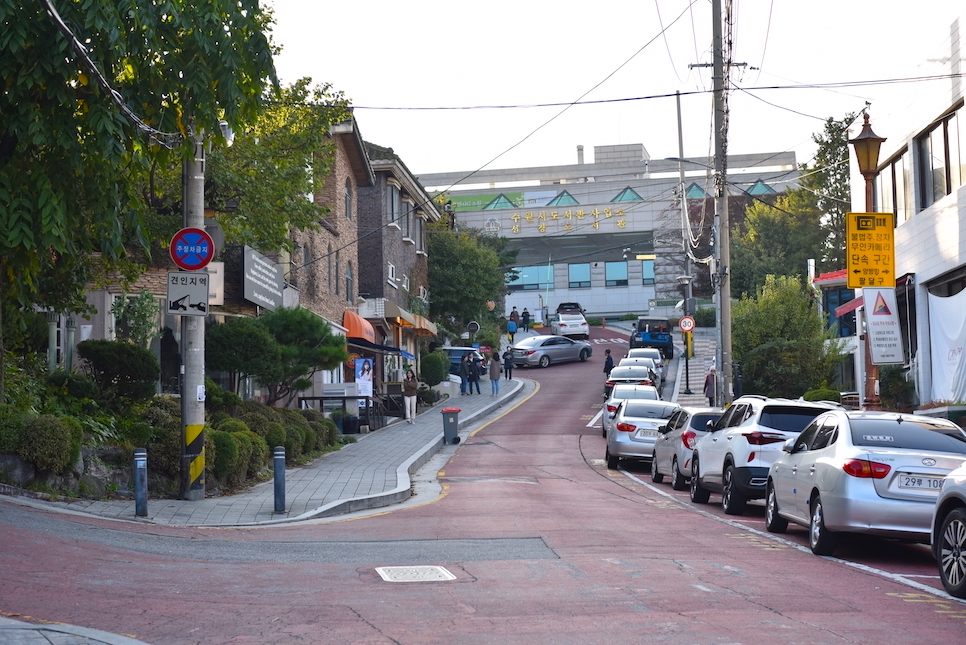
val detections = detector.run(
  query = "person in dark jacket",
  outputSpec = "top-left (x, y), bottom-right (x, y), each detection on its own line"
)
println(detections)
top-left (459, 354), bottom-right (471, 395)
top-left (603, 348), bottom-right (614, 377)
top-left (466, 354), bottom-right (481, 394)
top-left (402, 369), bottom-right (419, 423)
top-left (521, 308), bottom-right (531, 332)
top-left (502, 348), bottom-right (514, 380)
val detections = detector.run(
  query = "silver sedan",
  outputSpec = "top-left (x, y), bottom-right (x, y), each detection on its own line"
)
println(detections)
top-left (511, 334), bottom-right (592, 368)
top-left (605, 400), bottom-right (681, 470)
top-left (766, 411), bottom-right (966, 556)
top-left (601, 384), bottom-right (661, 438)
top-left (651, 407), bottom-right (722, 490)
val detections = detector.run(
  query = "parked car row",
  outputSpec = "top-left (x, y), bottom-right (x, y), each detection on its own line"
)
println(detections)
top-left (608, 393), bottom-right (966, 599)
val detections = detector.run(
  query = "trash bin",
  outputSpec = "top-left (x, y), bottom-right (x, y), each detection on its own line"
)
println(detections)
top-left (441, 407), bottom-right (461, 444)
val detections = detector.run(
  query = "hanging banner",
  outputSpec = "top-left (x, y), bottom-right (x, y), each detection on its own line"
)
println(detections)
top-left (928, 290), bottom-right (966, 402)
top-left (863, 287), bottom-right (904, 365)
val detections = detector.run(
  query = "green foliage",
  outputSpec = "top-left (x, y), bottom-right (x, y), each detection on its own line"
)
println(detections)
top-left (216, 418), bottom-right (250, 434)
top-left (119, 420), bottom-right (156, 448)
top-left (263, 422), bottom-right (286, 451)
top-left (0, 404), bottom-right (27, 454)
top-left (879, 365), bottom-right (916, 411)
top-left (319, 418), bottom-right (339, 446)
top-left (802, 114), bottom-right (854, 272)
top-left (210, 430), bottom-right (239, 481)
top-left (203, 376), bottom-right (243, 414)
top-left (76, 340), bottom-right (160, 409)
top-left (693, 307), bottom-right (716, 327)
top-left (419, 351), bottom-right (449, 387)
top-left (228, 430), bottom-right (253, 487)
top-left (144, 424), bottom-right (182, 479)
top-left (110, 291), bottom-right (160, 349)
top-left (1, 308), bottom-right (47, 354)
top-left (284, 426), bottom-right (304, 463)
top-left (276, 408), bottom-right (311, 432)
top-left (802, 387), bottom-right (841, 403)
top-left (206, 318), bottom-right (280, 395)
top-left (427, 224), bottom-right (506, 329)
top-left (138, 397), bottom-right (182, 433)
top-left (300, 408), bottom-right (326, 424)
top-left (732, 275), bottom-right (846, 398)
top-left (417, 386), bottom-right (440, 406)
top-left (19, 414), bottom-right (76, 473)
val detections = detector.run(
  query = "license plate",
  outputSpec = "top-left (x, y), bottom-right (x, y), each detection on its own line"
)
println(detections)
top-left (635, 429), bottom-right (658, 438)
top-left (898, 475), bottom-right (944, 490)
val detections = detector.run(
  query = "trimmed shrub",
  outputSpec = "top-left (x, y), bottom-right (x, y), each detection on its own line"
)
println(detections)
top-left (0, 404), bottom-right (27, 454)
top-left (302, 426), bottom-right (317, 455)
top-left (300, 408), bottom-right (326, 424)
top-left (120, 420), bottom-right (157, 448)
top-left (62, 416), bottom-right (84, 468)
top-left (308, 421), bottom-right (328, 450)
top-left (229, 431), bottom-right (254, 487)
top-left (20, 414), bottom-right (75, 473)
top-left (284, 426), bottom-right (304, 463)
top-left (802, 387), bottom-right (841, 403)
top-left (204, 377), bottom-right (242, 415)
top-left (210, 430), bottom-right (239, 481)
top-left (139, 397), bottom-right (182, 433)
top-left (47, 370), bottom-right (100, 401)
top-left (277, 408), bottom-right (311, 432)
top-left (320, 418), bottom-right (339, 446)
top-left (217, 418), bottom-right (250, 434)
top-left (242, 430), bottom-right (270, 479)
top-left (419, 351), bottom-right (449, 387)
top-left (76, 339), bottom-right (160, 407)
top-left (263, 422), bottom-right (286, 451)
top-left (694, 307), bottom-right (716, 328)
top-left (238, 400), bottom-right (282, 423)
top-left (238, 413), bottom-right (270, 437)
top-left (148, 425), bottom-right (183, 479)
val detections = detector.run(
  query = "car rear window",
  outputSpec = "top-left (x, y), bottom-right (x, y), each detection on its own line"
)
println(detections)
top-left (691, 413), bottom-right (722, 429)
top-left (624, 402), bottom-right (678, 419)
top-left (849, 419), bottom-right (966, 453)
top-left (610, 367), bottom-right (652, 378)
top-left (611, 387), bottom-right (658, 400)
top-left (758, 407), bottom-right (827, 432)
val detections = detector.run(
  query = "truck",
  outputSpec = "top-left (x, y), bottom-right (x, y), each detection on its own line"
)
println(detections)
top-left (628, 316), bottom-right (674, 358)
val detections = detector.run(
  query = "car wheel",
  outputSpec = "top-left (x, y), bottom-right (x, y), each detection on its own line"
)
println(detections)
top-left (579, 349), bottom-right (589, 362)
top-left (721, 464), bottom-right (748, 516)
top-left (539, 355), bottom-right (551, 368)
top-left (690, 457), bottom-right (710, 504)
top-left (765, 483), bottom-right (788, 533)
top-left (809, 495), bottom-right (837, 556)
top-left (938, 507), bottom-right (966, 598)
top-left (601, 423), bottom-right (607, 438)
top-left (670, 457), bottom-right (687, 491)
top-left (650, 453), bottom-right (664, 483)
top-left (605, 448), bottom-right (620, 470)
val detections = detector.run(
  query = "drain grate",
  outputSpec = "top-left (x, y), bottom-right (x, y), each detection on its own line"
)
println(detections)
top-left (375, 565), bottom-right (457, 582)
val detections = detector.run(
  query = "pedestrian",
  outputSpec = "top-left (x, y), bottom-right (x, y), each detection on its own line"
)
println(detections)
top-left (402, 368), bottom-right (419, 424)
top-left (521, 308), bottom-right (531, 332)
top-left (603, 348), bottom-right (614, 377)
top-left (459, 354), bottom-right (471, 395)
top-left (507, 318), bottom-right (517, 343)
top-left (502, 348), bottom-right (514, 380)
top-left (488, 352), bottom-right (502, 396)
top-left (467, 354), bottom-right (482, 394)
top-left (704, 366), bottom-right (717, 406)
top-left (509, 306), bottom-right (519, 325)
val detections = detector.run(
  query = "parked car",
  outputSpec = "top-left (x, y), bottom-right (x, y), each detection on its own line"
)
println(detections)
top-left (550, 312), bottom-right (590, 340)
top-left (441, 346), bottom-right (485, 375)
top-left (602, 384), bottom-right (661, 438)
top-left (766, 411), bottom-right (966, 556)
top-left (556, 302), bottom-right (584, 314)
top-left (511, 334), bottom-right (592, 368)
top-left (933, 462), bottom-right (966, 598)
top-left (651, 407), bottom-right (723, 490)
top-left (604, 365), bottom-right (658, 398)
top-left (690, 395), bottom-right (841, 515)
top-left (628, 316), bottom-right (673, 358)
top-left (625, 347), bottom-right (666, 378)
top-left (605, 400), bottom-right (681, 470)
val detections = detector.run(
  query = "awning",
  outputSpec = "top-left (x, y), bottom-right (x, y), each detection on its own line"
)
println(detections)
top-left (400, 349), bottom-right (416, 360)
top-left (385, 301), bottom-right (416, 326)
top-left (343, 311), bottom-right (376, 344)
top-left (835, 297), bottom-right (863, 318)
top-left (413, 314), bottom-right (438, 337)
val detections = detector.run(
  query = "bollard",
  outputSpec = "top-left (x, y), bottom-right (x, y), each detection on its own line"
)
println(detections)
top-left (273, 446), bottom-right (286, 513)
top-left (133, 448), bottom-right (148, 517)
top-left (602, 317), bottom-right (606, 330)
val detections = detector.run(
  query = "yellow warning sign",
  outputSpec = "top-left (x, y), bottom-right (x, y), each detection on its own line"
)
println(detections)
top-left (846, 212), bottom-right (895, 289)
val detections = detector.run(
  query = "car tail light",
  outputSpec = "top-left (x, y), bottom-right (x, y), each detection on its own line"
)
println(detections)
top-left (842, 459), bottom-right (891, 479)
top-left (559, 322), bottom-right (568, 327)
top-left (526, 350), bottom-right (536, 355)
top-left (615, 423), bottom-right (636, 432)
top-left (681, 429), bottom-right (697, 449)
top-left (742, 431), bottom-right (785, 446)
top-left (605, 381), bottom-right (615, 388)
top-left (606, 404), bottom-right (618, 413)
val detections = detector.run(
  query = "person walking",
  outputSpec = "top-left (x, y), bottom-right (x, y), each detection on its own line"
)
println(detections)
top-left (467, 354), bottom-right (481, 394)
top-left (521, 308), bottom-right (531, 332)
top-left (502, 348), bottom-right (514, 380)
top-left (603, 348), bottom-right (614, 377)
top-left (704, 366), bottom-right (717, 406)
top-left (509, 306), bottom-right (519, 326)
top-left (506, 317), bottom-right (517, 343)
top-left (488, 352), bottom-right (502, 396)
top-left (402, 368), bottom-right (419, 424)
top-left (459, 354), bottom-right (471, 395)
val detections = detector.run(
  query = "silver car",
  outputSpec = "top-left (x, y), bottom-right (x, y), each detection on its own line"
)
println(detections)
top-left (605, 400), bottom-right (681, 470)
top-left (651, 407), bottom-right (723, 490)
top-left (932, 462), bottom-right (966, 598)
top-left (625, 347), bottom-right (666, 377)
top-left (511, 334), bottom-right (592, 368)
top-left (601, 384), bottom-right (661, 438)
top-left (766, 411), bottom-right (966, 556)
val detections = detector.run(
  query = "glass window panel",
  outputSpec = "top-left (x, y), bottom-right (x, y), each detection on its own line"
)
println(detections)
top-left (949, 112), bottom-right (962, 190)
top-left (641, 259), bottom-right (655, 285)
top-left (568, 263), bottom-right (591, 288)
top-left (604, 261), bottom-right (628, 287)
top-left (507, 265), bottom-right (553, 291)
top-left (878, 164), bottom-right (893, 215)
top-left (899, 150), bottom-right (912, 221)
top-left (931, 125), bottom-right (948, 203)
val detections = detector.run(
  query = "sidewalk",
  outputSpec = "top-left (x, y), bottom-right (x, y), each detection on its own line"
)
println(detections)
top-left (0, 617), bottom-right (150, 645)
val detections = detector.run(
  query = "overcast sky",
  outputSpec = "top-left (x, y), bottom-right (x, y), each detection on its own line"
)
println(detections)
top-left (267, 1), bottom-right (963, 183)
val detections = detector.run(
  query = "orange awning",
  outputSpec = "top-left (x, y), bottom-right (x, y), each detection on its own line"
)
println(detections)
top-left (413, 315), bottom-right (438, 336)
top-left (343, 310), bottom-right (376, 343)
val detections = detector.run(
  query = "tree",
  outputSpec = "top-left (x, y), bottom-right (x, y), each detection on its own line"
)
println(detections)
top-left (0, 0), bottom-right (277, 401)
top-left (800, 114), bottom-right (854, 272)
top-left (730, 190), bottom-right (825, 298)
top-left (427, 224), bottom-right (506, 331)
top-left (732, 275), bottom-right (845, 398)
top-left (206, 317), bottom-right (281, 396)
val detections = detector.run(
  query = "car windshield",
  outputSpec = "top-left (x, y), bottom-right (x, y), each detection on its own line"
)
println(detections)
top-left (610, 367), bottom-right (653, 379)
top-left (623, 402), bottom-right (678, 419)
top-left (850, 419), bottom-right (966, 453)
top-left (758, 406), bottom-right (827, 432)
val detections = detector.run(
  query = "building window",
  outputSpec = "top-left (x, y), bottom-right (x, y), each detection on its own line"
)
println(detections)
top-left (507, 265), bottom-right (553, 291)
top-left (403, 200), bottom-right (413, 239)
top-left (415, 213), bottom-right (425, 251)
top-left (345, 263), bottom-right (353, 303)
top-left (605, 261), bottom-right (628, 287)
top-left (916, 108), bottom-right (963, 211)
top-left (878, 149), bottom-right (913, 224)
top-left (402, 275), bottom-right (410, 291)
top-left (641, 259), bottom-right (655, 285)
top-left (823, 287), bottom-right (856, 338)
top-left (335, 250), bottom-right (340, 296)
top-left (388, 263), bottom-right (396, 281)
top-left (568, 263), bottom-right (591, 288)
top-left (344, 178), bottom-right (352, 220)
top-left (387, 183), bottom-right (401, 226)
top-left (327, 244), bottom-right (333, 292)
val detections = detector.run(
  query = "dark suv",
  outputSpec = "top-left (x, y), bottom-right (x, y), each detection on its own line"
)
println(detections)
top-left (556, 302), bottom-right (584, 314)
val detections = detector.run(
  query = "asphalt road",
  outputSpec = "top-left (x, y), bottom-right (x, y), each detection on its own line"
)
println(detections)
top-left (2, 327), bottom-right (965, 644)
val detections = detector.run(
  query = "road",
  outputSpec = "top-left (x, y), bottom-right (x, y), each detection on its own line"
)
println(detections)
top-left (1, 327), bottom-right (965, 644)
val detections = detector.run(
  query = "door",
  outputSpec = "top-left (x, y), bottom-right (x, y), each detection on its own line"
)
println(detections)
top-left (771, 419), bottom-right (821, 523)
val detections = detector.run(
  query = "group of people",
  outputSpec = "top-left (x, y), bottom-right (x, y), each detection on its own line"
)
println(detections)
top-left (505, 306), bottom-right (531, 342)
top-left (459, 351), bottom-right (513, 396)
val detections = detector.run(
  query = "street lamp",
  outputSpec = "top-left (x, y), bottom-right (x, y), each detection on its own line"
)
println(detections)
top-left (677, 274), bottom-right (694, 394)
top-left (849, 112), bottom-right (886, 410)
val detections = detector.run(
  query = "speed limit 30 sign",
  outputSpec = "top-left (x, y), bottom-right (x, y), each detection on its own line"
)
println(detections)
top-left (679, 315), bottom-right (695, 332)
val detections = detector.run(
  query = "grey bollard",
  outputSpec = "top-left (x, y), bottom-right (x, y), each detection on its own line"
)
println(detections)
top-left (273, 446), bottom-right (286, 513)
top-left (133, 448), bottom-right (148, 517)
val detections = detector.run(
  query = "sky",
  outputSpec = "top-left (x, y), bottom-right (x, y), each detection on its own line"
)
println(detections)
top-left (267, 0), bottom-right (964, 184)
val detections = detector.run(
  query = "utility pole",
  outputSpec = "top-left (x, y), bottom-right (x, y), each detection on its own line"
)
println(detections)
top-left (675, 91), bottom-right (695, 395)
top-left (180, 131), bottom-right (206, 500)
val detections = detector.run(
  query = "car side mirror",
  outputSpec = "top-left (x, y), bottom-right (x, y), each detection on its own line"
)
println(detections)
top-left (782, 438), bottom-right (796, 453)
top-left (705, 420), bottom-right (718, 432)
top-left (658, 424), bottom-right (670, 434)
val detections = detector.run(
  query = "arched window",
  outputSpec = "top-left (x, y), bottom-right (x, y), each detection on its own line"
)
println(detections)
top-left (335, 250), bottom-right (340, 296)
top-left (344, 178), bottom-right (352, 220)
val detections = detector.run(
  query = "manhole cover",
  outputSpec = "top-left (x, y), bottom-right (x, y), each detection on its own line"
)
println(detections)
top-left (375, 566), bottom-right (456, 582)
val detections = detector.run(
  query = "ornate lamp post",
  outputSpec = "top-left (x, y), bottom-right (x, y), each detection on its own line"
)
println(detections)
top-left (849, 112), bottom-right (886, 409)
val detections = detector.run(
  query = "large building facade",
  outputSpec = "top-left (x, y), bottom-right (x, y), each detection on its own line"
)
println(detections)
top-left (419, 144), bottom-right (798, 321)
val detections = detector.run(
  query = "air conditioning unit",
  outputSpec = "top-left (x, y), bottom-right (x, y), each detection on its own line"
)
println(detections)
top-left (323, 383), bottom-right (359, 397)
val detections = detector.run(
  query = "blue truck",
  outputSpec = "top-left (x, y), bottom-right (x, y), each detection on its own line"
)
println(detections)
top-left (628, 316), bottom-right (674, 358)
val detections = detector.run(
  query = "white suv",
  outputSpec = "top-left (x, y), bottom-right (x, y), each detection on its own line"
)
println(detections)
top-left (690, 395), bottom-right (840, 515)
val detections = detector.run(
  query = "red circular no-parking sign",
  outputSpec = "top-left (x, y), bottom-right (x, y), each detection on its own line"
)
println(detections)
top-left (170, 227), bottom-right (215, 271)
